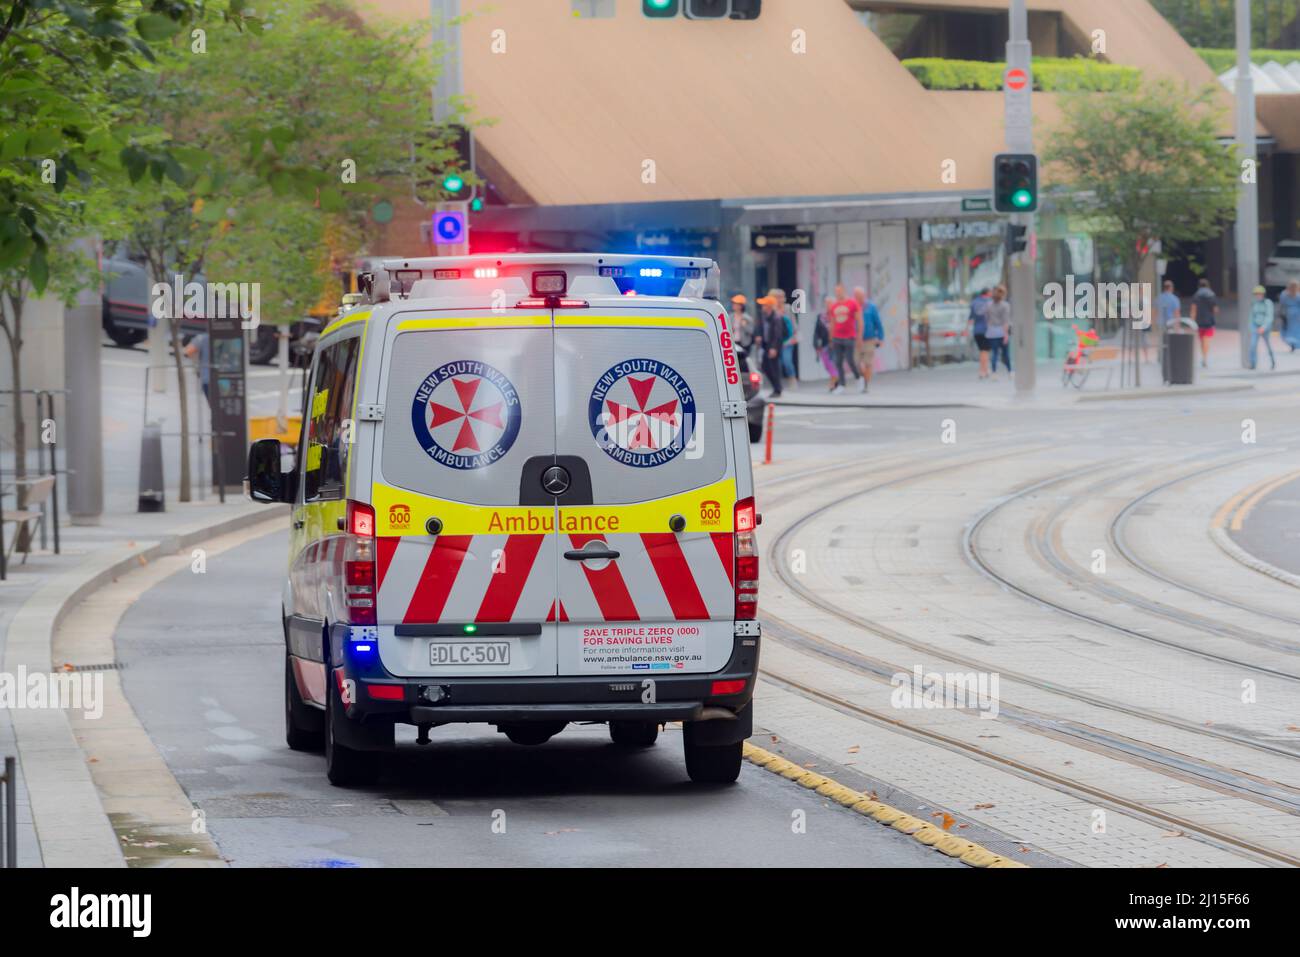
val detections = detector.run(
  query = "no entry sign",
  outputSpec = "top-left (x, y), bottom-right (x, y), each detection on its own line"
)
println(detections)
top-left (1005, 68), bottom-right (1028, 91)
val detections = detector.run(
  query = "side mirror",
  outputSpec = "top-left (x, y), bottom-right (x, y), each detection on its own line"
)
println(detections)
top-left (247, 438), bottom-right (291, 503)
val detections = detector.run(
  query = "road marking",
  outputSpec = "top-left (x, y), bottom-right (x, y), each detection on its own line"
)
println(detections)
top-left (1232, 471), bottom-right (1300, 531)
top-left (741, 742), bottom-right (1027, 868)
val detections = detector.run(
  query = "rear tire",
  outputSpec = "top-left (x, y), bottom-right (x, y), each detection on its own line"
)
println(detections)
top-left (248, 326), bottom-right (278, 365)
top-left (284, 654), bottom-right (324, 752)
top-left (108, 327), bottom-right (147, 348)
top-left (502, 722), bottom-right (566, 746)
top-left (609, 720), bottom-right (659, 747)
top-left (325, 670), bottom-right (381, 787)
top-left (684, 737), bottom-right (743, 784)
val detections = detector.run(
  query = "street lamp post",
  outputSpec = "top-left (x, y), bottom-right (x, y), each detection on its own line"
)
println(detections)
top-left (1006, 0), bottom-right (1036, 394)
top-left (1235, 0), bottom-right (1259, 370)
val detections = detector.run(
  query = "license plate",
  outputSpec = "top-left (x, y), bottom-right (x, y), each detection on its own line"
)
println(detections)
top-left (429, 641), bottom-right (511, 666)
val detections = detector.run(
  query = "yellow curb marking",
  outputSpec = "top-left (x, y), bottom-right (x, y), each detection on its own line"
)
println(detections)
top-left (743, 742), bottom-right (1029, 868)
top-left (1230, 470), bottom-right (1300, 531)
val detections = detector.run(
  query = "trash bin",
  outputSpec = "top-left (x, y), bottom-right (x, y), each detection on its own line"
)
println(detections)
top-left (1166, 330), bottom-right (1195, 385)
top-left (138, 422), bottom-right (165, 512)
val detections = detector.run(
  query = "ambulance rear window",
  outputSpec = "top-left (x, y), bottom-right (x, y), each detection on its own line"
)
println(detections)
top-left (554, 323), bottom-right (727, 505)
top-left (378, 323), bottom-right (556, 506)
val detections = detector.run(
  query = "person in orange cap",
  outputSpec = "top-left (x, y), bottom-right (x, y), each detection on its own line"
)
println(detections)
top-left (730, 294), bottom-right (755, 357)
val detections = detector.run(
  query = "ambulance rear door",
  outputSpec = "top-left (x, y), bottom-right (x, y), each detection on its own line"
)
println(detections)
top-left (551, 301), bottom-right (739, 677)
top-left (371, 305), bottom-right (560, 678)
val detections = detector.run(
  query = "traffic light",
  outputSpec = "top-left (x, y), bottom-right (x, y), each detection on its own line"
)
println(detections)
top-left (993, 153), bottom-right (1038, 213)
top-left (1007, 224), bottom-right (1030, 257)
top-left (685, 0), bottom-right (730, 18)
top-left (642, 0), bottom-right (679, 16)
top-left (437, 124), bottom-right (473, 199)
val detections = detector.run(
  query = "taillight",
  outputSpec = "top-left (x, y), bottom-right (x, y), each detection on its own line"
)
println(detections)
top-left (748, 371), bottom-right (761, 388)
top-left (344, 500), bottom-right (376, 626)
top-left (734, 497), bottom-right (758, 619)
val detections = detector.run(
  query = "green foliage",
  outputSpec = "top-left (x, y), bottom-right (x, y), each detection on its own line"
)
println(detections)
top-left (0, 0), bottom-right (260, 294)
top-left (902, 57), bottom-right (1142, 93)
top-left (1152, 0), bottom-right (1300, 49)
top-left (1194, 47), bottom-right (1300, 73)
top-left (1043, 80), bottom-right (1240, 276)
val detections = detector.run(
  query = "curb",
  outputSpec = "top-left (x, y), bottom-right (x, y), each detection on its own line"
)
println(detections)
top-left (3, 503), bottom-right (288, 868)
top-left (1209, 526), bottom-right (1300, 589)
top-left (742, 743), bottom-right (1028, 868)
top-left (1074, 383), bottom-right (1253, 402)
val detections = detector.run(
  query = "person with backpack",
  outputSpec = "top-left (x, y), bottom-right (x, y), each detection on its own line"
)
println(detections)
top-left (1189, 278), bottom-right (1218, 367)
top-left (966, 288), bottom-right (992, 379)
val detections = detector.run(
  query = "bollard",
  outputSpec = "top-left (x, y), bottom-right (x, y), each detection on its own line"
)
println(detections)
top-left (763, 403), bottom-right (775, 465)
top-left (138, 421), bottom-right (166, 512)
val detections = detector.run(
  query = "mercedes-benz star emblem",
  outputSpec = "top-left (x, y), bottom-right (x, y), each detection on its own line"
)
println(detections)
top-left (542, 465), bottom-right (571, 496)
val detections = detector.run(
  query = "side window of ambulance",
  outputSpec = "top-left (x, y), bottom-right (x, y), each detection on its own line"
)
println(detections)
top-left (303, 337), bottom-right (360, 501)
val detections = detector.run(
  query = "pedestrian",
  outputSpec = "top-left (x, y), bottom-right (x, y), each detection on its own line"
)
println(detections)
top-left (815, 297), bottom-right (836, 381)
top-left (772, 289), bottom-right (798, 380)
top-left (985, 285), bottom-right (1012, 379)
top-left (1249, 285), bottom-right (1277, 371)
top-left (853, 286), bottom-right (884, 393)
top-left (183, 331), bottom-right (211, 401)
top-left (1280, 280), bottom-right (1300, 352)
top-left (730, 294), bottom-right (755, 358)
top-left (826, 283), bottom-right (862, 394)
top-left (755, 294), bottom-right (785, 397)
top-left (1156, 279), bottom-right (1181, 330)
top-left (1188, 278), bottom-right (1218, 367)
top-left (967, 287), bottom-right (992, 379)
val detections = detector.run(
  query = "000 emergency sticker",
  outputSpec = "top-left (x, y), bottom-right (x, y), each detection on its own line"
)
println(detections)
top-left (588, 358), bottom-right (696, 467)
top-left (578, 624), bottom-right (706, 674)
top-left (411, 360), bottom-right (522, 470)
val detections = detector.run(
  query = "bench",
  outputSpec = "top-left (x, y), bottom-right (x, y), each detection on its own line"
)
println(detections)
top-left (3, 475), bottom-right (54, 565)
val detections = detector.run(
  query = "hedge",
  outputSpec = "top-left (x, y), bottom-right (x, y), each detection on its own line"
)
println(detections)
top-left (1194, 48), bottom-right (1300, 73)
top-left (902, 57), bottom-right (1142, 93)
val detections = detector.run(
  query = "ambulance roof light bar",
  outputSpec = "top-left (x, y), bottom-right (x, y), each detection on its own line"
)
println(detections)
top-left (380, 253), bottom-right (721, 301)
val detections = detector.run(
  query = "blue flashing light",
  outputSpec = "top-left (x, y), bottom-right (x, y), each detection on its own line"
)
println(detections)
top-left (354, 643), bottom-right (373, 652)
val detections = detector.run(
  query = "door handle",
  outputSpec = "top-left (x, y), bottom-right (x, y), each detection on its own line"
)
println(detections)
top-left (564, 547), bottom-right (620, 562)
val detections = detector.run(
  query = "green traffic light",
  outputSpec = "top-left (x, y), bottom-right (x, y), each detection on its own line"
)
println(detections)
top-left (470, 197), bottom-right (484, 212)
top-left (442, 173), bottom-right (465, 194)
top-left (1012, 189), bottom-right (1034, 209)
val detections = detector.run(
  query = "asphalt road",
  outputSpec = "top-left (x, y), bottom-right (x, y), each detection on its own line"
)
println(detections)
top-left (1235, 474), bottom-right (1300, 576)
top-left (113, 527), bottom-right (958, 868)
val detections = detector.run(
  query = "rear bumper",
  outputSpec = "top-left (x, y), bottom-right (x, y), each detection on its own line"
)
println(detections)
top-left (329, 622), bottom-right (760, 729)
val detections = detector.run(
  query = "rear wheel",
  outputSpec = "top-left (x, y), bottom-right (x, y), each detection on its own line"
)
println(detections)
top-left (108, 326), bottom-right (147, 348)
top-left (502, 722), bottom-right (566, 746)
top-left (284, 653), bottom-right (324, 752)
top-left (325, 670), bottom-right (382, 787)
top-left (683, 737), bottom-right (743, 784)
top-left (609, 720), bottom-right (659, 747)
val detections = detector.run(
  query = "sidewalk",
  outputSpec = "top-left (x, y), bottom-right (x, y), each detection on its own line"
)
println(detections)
top-left (768, 329), bottom-right (1299, 410)
top-left (1, 497), bottom-right (284, 867)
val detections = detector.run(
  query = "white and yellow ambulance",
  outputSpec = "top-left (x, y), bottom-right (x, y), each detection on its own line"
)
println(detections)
top-left (248, 254), bottom-right (760, 786)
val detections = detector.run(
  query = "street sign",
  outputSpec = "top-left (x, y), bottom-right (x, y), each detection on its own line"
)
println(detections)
top-left (433, 210), bottom-right (466, 244)
top-left (1004, 40), bottom-right (1033, 153)
top-left (962, 197), bottom-right (993, 212)
top-left (751, 227), bottom-right (814, 251)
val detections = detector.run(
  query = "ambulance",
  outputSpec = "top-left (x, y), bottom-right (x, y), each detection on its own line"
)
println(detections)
top-left (247, 254), bottom-right (760, 787)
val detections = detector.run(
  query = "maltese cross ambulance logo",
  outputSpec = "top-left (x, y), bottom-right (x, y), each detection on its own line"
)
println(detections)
top-left (411, 360), bottom-right (521, 470)
top-left (589, 359), bottom-right (696, 467)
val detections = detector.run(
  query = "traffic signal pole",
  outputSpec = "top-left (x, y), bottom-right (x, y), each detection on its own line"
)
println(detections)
top-left (1235, 0), bottom-right (1258, 370)
top-left (1006, 0), bottom-right (1036, 395)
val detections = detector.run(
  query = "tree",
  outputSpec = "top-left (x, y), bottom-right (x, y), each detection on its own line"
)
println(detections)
top-left (1043, 79), bottom-right (1240, 285)
top-left (106, 0), bottom-right (468, 500)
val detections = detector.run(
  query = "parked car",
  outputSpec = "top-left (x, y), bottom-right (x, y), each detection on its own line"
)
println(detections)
top-left (1264, 239), bottom-right (1300, 297)
top-left (735, 347), bottom-right (766, 443)
top-left (912, 302), bottom-right (974, 364)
